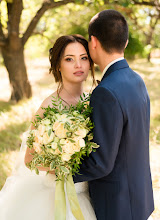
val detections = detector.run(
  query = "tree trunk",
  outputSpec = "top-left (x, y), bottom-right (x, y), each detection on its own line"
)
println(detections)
top-left (1, 46), bottom-right (32, 102)
top-left (147, 52), bottom-right (151, 62)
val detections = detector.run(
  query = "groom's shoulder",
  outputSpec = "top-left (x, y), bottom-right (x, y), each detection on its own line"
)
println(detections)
top-left (90, 85), bottom-right (117, 104)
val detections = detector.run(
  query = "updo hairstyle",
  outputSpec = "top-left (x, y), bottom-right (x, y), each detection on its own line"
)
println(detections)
top-left (49, 34), bottom-right (95, 88)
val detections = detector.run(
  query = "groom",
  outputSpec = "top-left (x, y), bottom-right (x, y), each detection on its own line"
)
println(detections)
top-left (73, 9), bottom-right (154, 220)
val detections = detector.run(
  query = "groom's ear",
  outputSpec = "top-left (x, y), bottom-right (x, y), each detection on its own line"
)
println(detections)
top-left (90, 36), bottom-right (97, 50)
top-left (125, 39), bottom-right (129, 49)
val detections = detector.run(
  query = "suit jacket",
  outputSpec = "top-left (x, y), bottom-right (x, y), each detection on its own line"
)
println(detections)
top-left (73, 59), bottom-right (154, 220)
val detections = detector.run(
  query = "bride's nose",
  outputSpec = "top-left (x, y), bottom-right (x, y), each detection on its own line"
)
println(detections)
top-left (74, 59), bottom-right (82, 68)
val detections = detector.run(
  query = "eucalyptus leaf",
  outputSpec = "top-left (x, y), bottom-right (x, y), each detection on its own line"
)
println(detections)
top-left (35, 168), bottom-right (39, 175)
top-left (48, 129), bottom-right (52, 137)
top-left (58, 143), bottom-right (62, 152)
top-left (60, 166), bottom-right (69, 174)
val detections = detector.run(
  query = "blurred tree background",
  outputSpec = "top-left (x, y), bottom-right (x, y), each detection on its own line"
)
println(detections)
top-left (0, 1), bottom-right (160, 219)
top-left (0, 0), bottom-right (160, 102)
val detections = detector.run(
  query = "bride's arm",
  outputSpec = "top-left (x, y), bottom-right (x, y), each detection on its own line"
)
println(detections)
top-left (24, 97), bottom-right (55, 174)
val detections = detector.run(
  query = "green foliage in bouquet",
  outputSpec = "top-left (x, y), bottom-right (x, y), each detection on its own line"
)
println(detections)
top-left (26, 94), bottom-right (99, 181)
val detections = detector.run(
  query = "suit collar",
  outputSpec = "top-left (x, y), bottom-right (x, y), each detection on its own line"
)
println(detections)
top-left (101, 59), bottom-right (129, 81)
top-left (102, 57), bottom-right (124, 76)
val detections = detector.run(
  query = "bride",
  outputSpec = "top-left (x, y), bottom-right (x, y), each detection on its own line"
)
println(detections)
top-left (0, 34), bottom-right (97, 220)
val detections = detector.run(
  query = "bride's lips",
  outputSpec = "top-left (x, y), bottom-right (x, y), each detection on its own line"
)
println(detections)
top-left (73, 71), bottom-right (84, 76)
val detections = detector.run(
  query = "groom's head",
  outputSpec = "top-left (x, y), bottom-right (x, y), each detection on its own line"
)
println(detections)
top-left (88, 10), bottom-right (128, 54)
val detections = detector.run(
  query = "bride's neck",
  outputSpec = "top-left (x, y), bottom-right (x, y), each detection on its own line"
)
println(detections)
top-left (62, 83), bottom-right (83, 97)
top-left (58, 82), bottom-right (84, 106)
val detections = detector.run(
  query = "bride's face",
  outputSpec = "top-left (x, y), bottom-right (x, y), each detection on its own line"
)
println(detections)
top-left (59, 42), bottom-right (90, 84)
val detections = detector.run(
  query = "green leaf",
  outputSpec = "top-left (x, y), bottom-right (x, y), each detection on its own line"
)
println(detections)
top-left (60, 166), bottom-right (69, 174)
top-left (91, 142), bottom-right (99, 149)
top-left (35, 167), bottom-right (39, 175)
top-left (50, 161), bottom-right (55, 170)
top-left (39, 156), bottom-right (44, 162)
top-left (68, 139), bottom-right (75, 143)
top-left (48, 129), bottom-right (52, 137)
top-left (87, 133), bottom-right (93, 141)
top-left (66, 132), bottom-right (72, 137)
top-left (64, 121), bottom-right (71, 130)
top-left (58, 143), bottom-right (62, 152)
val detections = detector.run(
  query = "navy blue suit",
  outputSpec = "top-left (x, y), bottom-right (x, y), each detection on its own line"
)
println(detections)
top-left (73, 59), bottom-right (154, 220)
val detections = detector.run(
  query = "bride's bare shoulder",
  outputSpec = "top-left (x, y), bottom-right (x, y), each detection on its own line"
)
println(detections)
top-left (41, 91), bottom-right (58, 108)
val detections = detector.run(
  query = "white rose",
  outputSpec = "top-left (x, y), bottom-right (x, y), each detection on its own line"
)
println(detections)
top-left (55, 113), bottom-right (61, 120)
top-left (72, 111), bottom-right (79, 117)
top-left (78, 138), bottom-right (85, 148)
top-left (62, 140), bottom-right (74, 154)
top-left (51, 142), bottom-right (57, 149)
top-left (58, 114), bottom-right (72, 123)
top-left (59, 114), bottom-right (67, 120)
top-left (33, 142), bottom-right (42, 153)
top-left (38, 124), bottom-right (46, 136)
top-left (42, 119), bottom-right (51, 125)
top-left (53, 121), bottom-right (60, 131)
top-left (43, 131), bottom-right (54, 145)
top-left (32, 129), bottom-right (39, 137)
top-left (60, 139), bottom-right (65, 145)
top-left (62, 139), bottom-right (80, 155)
top-left (34, 135), bottom-right (43, 144)
top-left (61, 153), bottom-right (71, 161)
top-left (54, 148), bottom-right (61, 155)
top-left (75, 128), bottom-right (87, 138)
top-left (54, 136), bottom-right (59, 143)
top-left (55, 123), bottom-right (67, 139)
top-left (45, 125), bottom-right (52, 131)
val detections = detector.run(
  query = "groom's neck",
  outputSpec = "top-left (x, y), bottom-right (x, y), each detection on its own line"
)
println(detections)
top-left (97, 50), bottom-right (124, 73)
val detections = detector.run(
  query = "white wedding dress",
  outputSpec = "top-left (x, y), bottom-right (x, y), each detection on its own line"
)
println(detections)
top-left (0, 131), bottom-right (96, 220)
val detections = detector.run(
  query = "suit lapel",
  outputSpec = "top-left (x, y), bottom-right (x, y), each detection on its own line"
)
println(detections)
top-left (101, 59), bottom-right (129, 82)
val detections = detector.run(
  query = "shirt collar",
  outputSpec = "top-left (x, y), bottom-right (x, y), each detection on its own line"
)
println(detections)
top-left (102, 57), bottom-right (124, 76)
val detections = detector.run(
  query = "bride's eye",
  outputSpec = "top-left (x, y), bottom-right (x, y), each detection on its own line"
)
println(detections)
top-left (65, 57), bottom-right (73, 62)
top-left (81, 56), bottom-right (88, 60)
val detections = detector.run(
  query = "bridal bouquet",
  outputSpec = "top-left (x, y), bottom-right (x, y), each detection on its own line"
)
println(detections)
top-left (26, 94), bottom-right (99, 220)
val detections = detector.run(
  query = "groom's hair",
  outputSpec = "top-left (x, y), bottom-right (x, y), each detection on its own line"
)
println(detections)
top-left (88, 9), bottom-right (128, 53)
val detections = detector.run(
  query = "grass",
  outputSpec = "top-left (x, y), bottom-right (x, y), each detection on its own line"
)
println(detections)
top-left (0, 57), bottom-right (160, 219)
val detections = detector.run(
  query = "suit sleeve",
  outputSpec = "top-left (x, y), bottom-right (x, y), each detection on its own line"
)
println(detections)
top-left (73, 86), bottom-right (124, 183)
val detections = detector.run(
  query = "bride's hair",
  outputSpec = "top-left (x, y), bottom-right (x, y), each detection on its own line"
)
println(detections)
top-left (49, 34), bottom-right (96, 91)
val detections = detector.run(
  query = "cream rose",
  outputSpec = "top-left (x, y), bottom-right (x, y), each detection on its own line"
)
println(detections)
top-left (42, 119), bottom-right (50, 125)
top-left (54, 148), bottom-right (61, 155)
top-left (34, 135), bottom-right (43, 144)
top-left (43, 131), bottom-right (54, 145)
top-left (61, 153), bottom-right (71, 161)
top-left (77, 138), bottom-right (85, 148)
top-left (53, 121), bottom-right (60, 131)
top-left (51, 142), bottom-right (57, 149)
top-left (60, 139), bottom-right (66, 145)
top-left (32, 129), bottom-right (39, 137)
top-left (38, 124), bottom-right (46, 136)
top-left (54, 123), bottom-right (67, 139)
top-left (75, 128), bottom-right (87, 138)
top-left (62, 139), bottom-right (80, 155)
top-left (33, 142), bottom-right (42, 153)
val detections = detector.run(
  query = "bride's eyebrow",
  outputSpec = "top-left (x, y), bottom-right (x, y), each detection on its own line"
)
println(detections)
top-left (64, 53), bottom-right (88, 57)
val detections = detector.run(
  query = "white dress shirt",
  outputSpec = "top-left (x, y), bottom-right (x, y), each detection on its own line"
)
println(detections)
top-left (102, 57), bottom-right (124, 76)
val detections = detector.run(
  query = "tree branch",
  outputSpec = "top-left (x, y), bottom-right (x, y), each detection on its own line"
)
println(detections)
top-left (132, 0), bottom-right (159, 7)
top-left (33, 30), bottom-right (55, 44)
top-left (22, 0), bottom-right (75, 46)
